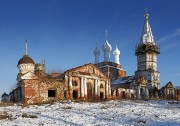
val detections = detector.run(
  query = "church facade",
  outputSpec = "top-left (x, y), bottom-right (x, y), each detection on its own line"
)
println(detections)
top-left (8, 43), bottom-right (111, 104)
top-left (64, 64), bottom-right (111, 101)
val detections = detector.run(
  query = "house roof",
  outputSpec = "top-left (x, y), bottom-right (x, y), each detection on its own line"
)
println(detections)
top-left (111, 76), bottom-right (135, 85)
top-left (111, 76), bottom-right (135, 89)
top-left (164, 81), bottom-right (174, 88)
top-left (64, 63), bottom-right (109, 79)
top-left (1, 92), bottom-right (9, 97)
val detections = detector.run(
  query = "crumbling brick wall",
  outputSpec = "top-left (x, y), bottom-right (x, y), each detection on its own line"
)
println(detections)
top-left (22, 78), bottom-right (65, 104)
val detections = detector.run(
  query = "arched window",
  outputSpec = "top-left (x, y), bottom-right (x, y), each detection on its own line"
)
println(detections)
top-left (72, 81), bottom-right (78, 86)
top-left (100, 84), bottom-right (103, 88)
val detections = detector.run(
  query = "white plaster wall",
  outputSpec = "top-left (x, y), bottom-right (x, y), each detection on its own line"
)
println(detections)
top-left (19, 64), bottom-right (35, 74)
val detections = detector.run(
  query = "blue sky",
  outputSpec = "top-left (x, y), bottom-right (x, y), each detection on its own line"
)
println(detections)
top-left (0, 0), bottom-right (180, 95)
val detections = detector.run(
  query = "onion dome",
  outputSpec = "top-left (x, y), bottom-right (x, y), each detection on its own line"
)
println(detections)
top-left (17, 54), bottom-right (35, 66)
top-left (102, 39), bottom-right (112, 52)
top-left (94, 46), bottom-right (100, 56)
top-left (17, 41), bottom-right (35, 66)
top-left (113, 46), bottom-right (120, 55)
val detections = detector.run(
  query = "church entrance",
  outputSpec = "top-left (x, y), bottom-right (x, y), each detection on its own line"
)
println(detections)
top-left (100, 92), bottom-right (104, 100)
top-left (87, 83), bottom-right (93, 100)
top-left (73, 90), bottom-right (78, 99)
top-left (122, 91), bottom-right (126, 99)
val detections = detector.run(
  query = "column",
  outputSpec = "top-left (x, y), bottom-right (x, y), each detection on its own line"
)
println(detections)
top-left (69, 76), bottom-right (72, 98)
top-left (69, 76), bottom-right (72, 87)
top-left (84, 78), bottom-right (87, 97)
top-left (172, 89), bottom-right (174, 98)
top-left (95, 79), bottom-right (97, 96)
top-left (137, 86), bottom-right (140, 99)
top-left (164, 89), bottom-right (166, 96)
top-left (146, 87), bottom-right (149, 99)
top-left (97, 80), bottom-right (100, 97)
top-left (108, 82), bottom-right (111, 96)
top-left (167, 89), bottom-right (169, 98)
top-left (81, 77), bottom-right (84, 98)
top-left (105, 81), bottom-right (108, 99)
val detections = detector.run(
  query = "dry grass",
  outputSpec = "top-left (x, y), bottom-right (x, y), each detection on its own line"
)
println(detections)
top-left (101, 106), bottom-right (108, 109)
top-left (61, 106), bottom-right (72, 109)
top-left (0, 102), bottom-right (14, 107)
top-left (22, 113), bottom-right (38, 118)
top-left (0, 111), bottom-right (12, 120)
top-left (168, 101), bottom-right (180, 104)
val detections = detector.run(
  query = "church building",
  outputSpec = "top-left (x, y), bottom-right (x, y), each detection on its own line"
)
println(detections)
top-left (135, 11), bottom-right (160, 99)
top-left (9, 42), bottom-right (111, 104)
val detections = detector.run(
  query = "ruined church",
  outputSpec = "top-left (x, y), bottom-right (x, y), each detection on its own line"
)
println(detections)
top-left (2, 12), bottom-right (180, 104)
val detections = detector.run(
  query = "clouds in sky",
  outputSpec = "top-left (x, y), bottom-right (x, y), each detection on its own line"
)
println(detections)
top-left (158, 28), bottom-right (180, 52)
top-left (159, 28), bottom-right (180, 43)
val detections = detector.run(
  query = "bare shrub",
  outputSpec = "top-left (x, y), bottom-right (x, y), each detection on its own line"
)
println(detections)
top-left (61, 106), bottom-right (72, 109)
top-left (22, 113), bottom-right (28, 118)
top-left (0, 111), bottom-right (12, 120)
top-left (0, 102), bottom-right (14, 107)
top-left (29, 115), bottom-right (38, 118)
top-left (137, 120), bottom-right (146, 124)
top-left (101, 106), bottom-right (108, 109)
top-left (22, 113), bottom-right (38, 118)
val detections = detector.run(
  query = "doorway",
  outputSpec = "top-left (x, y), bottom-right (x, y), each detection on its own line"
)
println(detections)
top-left (73, 90), bottom-right (78, 99)
top-left (122, 91), bottom-right (126, 99)
top-left (100, 92), bottom-right (104, 100)
top-left (87, 83), bottom-right (93, 100)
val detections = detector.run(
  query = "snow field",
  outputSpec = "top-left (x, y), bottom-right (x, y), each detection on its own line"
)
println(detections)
top-left (0, 100), bottom-right (179, 126)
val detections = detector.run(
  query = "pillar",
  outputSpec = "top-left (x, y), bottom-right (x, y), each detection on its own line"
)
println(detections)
top-left (108, 82), bottom-right (111, 96)
top-left (105, 81), bottom-right (108, 99)
top-left (95, 80), bottom-right (97, 96)
top-left (81, 77), bottom-right (84, 98)
top-left (137, 86), bottom-right (140, 99)
top-left (68, 76), bottom-right (72, 98)
top-left (172, 89), bottom-right (175, 99)
top-left (84, 78), bottom-right (87, 97)
top-left (167, 89), bottom-right (169, 98)
top-left (146, 87), bottom-right (149, 99)
top-left (97, 80), bottom-right (100, 97)
top-left (94, 79), bottom-right (98, 100)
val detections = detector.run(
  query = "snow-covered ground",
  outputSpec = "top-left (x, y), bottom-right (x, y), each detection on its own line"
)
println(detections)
top-left (0, 100), bottom-right (180, 126)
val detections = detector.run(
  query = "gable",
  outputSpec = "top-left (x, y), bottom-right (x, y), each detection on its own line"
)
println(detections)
top-left (65, 64), bottom-right (109, 79)
top-left (165, 82), bottom-right (174, 88)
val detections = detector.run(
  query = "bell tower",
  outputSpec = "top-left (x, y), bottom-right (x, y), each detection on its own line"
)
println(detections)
top-left (135, 11), bottom-right (160, 90)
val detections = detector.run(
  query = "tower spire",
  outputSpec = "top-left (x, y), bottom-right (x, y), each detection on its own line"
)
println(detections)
top-left (140, 9), bottom-right (154, 44)
top-left (25, 40), bottom-right (28, 55)
top-left (105, 30), bottom-right (108, 40)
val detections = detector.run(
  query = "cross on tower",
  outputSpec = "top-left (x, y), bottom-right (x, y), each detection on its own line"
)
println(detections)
top-left (105, 30), bottom-right (108, 39)
top-left (25, 40), bottom-right (28, 55)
